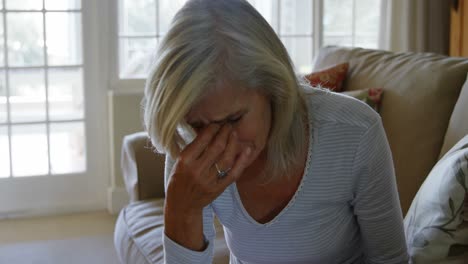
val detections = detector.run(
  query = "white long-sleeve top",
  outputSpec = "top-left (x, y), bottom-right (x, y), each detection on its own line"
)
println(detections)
top-left (163, 88), bottom-right (409, 264)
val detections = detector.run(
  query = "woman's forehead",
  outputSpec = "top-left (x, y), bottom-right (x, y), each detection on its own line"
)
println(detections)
top-left (186, 87), bottom-right (252, 122)
top-left (187, 89), bottom-right (245, 119)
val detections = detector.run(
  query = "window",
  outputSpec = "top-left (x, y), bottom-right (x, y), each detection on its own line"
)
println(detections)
top-left (0, 0), bottom-right (85, 178)
top-left (323, 0), bottom-right (381, 48)
top-left (0, 0), bottom-right (109, 217)
top-left (117, 0), bottom-right (381, 79)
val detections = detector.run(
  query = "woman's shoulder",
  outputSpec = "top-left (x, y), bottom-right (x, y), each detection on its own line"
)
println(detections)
top-left (302, 86), bottom-right (380, 131)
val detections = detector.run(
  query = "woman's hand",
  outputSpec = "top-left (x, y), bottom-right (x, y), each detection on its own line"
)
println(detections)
top-left (164, 123), bottom-right (252, 250)
top-left (166, 123), bottom-right (251, 214)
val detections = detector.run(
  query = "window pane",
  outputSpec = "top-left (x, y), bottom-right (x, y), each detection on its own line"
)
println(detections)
top-left (45, 0), bottom-right (81, 10)
top-left (46, 12), bottom-right (82, 66)
top-left (159, 0), bottom-right (187, 35)
top-left (0, 70), bottom-right (6, 123)
top-left (355, 36), bottom-right (378, 49)
top-left (7, 13), bottom-right (44, 67)
top-left (280, 0), bottom-right (312, 35)
top-left (50, 122), bottom-right (86, 174)
top-left (0, 14), bottom-right (4, 67)
top-left (11, 124), bottom-right (49, 177)
top-left (9, 69), bottom-right (46, 123)
top-left (120, 0), bottom-right (156, 35)
top-left (6, 0), bottom-right (42, 10)
top-left (355, 0), bottom-right (380, 49)
top-left (281, 37), bottom-right (312, 74)
top-left (49, 68), bottom-right (84, 121)
top-left (120, 37), bottom-right (157, 78)
top-left (356, 0), bottom-right (380, 35)
top-left (323, 36), bottom-right (352, 47)
top-left (248, 0), bottom-right (278, 32)
top-left (323, 0), bottom-right (352, 43)
top-left (0, 126), bottom-right (9, 178)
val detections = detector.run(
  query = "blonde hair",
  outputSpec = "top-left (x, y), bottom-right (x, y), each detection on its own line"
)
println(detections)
top-left (143, 0), bottom-right (308, 180)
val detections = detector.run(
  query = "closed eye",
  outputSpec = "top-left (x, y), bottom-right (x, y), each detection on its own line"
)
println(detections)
top-left (187, 110), bottom-right (246, 129)
top-left (228, 115), bottom-right (242, 123)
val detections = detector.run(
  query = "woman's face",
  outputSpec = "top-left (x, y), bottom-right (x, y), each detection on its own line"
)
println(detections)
top-left (185, 86), bottom-right (272, 166)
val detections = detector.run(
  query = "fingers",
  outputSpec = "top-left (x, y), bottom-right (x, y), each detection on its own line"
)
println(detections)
top-left (199, 124), bottom-right (232, 169)
top-left (219, 131), bottom-right (239, 168)
top-left (217, 146), bottom-right (252, 188)
top-left (210, 130), bottom-right (238, 176)
top-left (181, 123), bottom-right (221, 162)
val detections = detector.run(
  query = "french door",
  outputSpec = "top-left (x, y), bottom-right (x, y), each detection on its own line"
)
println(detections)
top-left (0, 0), bottom-right (108, 218)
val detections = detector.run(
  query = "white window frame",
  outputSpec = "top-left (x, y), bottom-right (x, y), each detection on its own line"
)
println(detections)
top-left (1, 7), bottom-right (84, 177)
top-left (108, 0), bottom-right (144, 94)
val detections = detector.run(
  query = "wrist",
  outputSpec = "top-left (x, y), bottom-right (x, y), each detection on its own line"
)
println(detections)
top-left (164, 199), bottom-right (203, 223)
top-left (163, 201), bottom-right (205, 251)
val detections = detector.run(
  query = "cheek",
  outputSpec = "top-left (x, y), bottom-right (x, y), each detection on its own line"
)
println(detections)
top-left (234, 119), bottom-right (269, 151)
top-left (234, 126), bottom-right (256, 145)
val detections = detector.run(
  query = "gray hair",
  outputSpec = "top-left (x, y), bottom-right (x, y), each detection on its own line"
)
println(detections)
top-left (143, 0), bottom-right (308, 181)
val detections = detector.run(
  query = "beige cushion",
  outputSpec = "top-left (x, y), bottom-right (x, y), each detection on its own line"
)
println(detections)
top-left (314, 46), bottom-right (468, 214)
top-left (121, 132), bottom-right (166, 201)
top-left (114, 199), bottom-right (229, 264)
top-left (439, 75), bottom-right (468, 158)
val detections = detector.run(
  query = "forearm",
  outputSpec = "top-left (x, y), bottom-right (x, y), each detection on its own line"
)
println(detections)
top-left (164, 200), bottom-right (205, 251)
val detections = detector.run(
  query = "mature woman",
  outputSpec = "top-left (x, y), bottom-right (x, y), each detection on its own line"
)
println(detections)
top-left (143, 0), bottom-right (409, 263)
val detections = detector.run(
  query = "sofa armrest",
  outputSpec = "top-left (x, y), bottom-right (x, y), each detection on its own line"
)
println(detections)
top-left (121, 132), bottom-right (166, 201)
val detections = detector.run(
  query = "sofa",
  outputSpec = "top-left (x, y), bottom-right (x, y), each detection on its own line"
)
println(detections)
top-left (114, 46), bottom-right (468, 263)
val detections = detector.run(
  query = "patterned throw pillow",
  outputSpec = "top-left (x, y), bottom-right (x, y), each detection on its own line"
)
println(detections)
top-left (305, 62), bottom-right (349, 92)
top-left (342, 88), bottom-right (384, 113)
top-left (404, 135), bottom-right (468, 264)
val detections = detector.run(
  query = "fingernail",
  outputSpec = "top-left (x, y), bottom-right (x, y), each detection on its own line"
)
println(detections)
top-left (232, 131), bottom-right (237, 138)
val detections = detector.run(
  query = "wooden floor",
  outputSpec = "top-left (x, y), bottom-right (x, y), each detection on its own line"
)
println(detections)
top-left (0, 211), bottom-right (120, 264)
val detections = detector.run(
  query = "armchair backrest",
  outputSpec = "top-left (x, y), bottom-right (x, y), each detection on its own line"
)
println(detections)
top-left (121, 132), bottom-right (166, 201)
